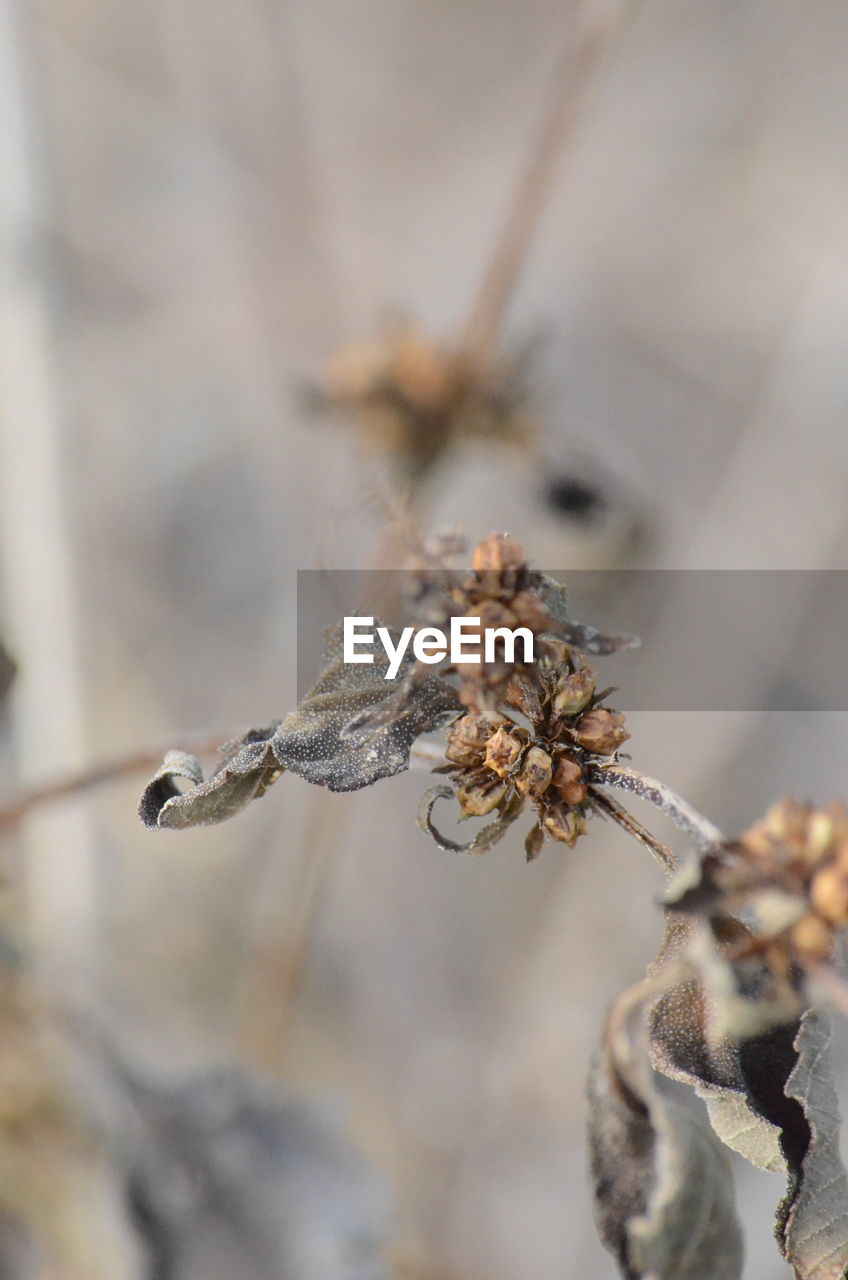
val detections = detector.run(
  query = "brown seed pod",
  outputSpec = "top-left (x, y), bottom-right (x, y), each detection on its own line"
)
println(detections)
top-left (790, 912), bottom-right (835, 962)
top-left (514, 746), bottom-right (553, 800)
top-left (574, 708), bottom-right (630, 755)
top-left (510, 588), bottom-right (558, 633)
top-left (551, 753), bottom-right (587, 806)
top-left (484, 725), bottom-right (526, 778)
top-left (543, 804), bottom-right (589, 847)
top-left (553, 669), bottom-right (596, 717)
top-left (810, 860), bottom-right (848, 928)
top-left (445, 714), bottom-right (498, 767)
top-left (472, 534), bottom-right (526, 575)
top-left (457, 773), bottom-right (508, 817)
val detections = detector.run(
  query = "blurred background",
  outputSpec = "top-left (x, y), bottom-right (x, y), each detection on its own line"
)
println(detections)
top-left (1, 0), bottom-right (848, 1276)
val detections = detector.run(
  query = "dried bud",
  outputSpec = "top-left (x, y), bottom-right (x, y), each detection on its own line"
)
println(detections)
top-left (445, 715), bottom-right (496, 767)
top-left (472, 534), bottom-right (526, 574)
top-left (484, 726), bottom-right (526, 778)
top-left (510, 589), bottom-right (556, 633)
top-left (551, 754), bottom-right (587, 806)
top-left (457, 774), bottom-right (507, 817)
top-left (468, 601), bottom-right (519, 632)
top-left (790, 913), bottom-right (835, 961)
top-left (810, 859), bottom-right (848, 927)
top-left (515, 746), bottom-right (553, 800)
top-left (390, 330), bottom-right (454, 408)
top-left (553, 669), bottom-right (596, 717)
top-left (574, 708), bottom-right (630, 755)
top-left (543, 804), bottom-right (589, 847)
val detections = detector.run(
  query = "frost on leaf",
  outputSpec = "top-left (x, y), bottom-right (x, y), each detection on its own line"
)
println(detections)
top-left (648, 917), bottom-right (848, 1280)
top-left (139, 728), bottom-right (283, 829)
top-left (139, 621), bottom-right (461, 828)
top-left (588, 973), bottom-right (743, 1280)
top-left (272, 621), bottom-right (460, 792)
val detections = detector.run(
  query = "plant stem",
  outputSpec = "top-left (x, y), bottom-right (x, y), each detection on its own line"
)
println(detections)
top-left (0, 730), bottom-right (238, 832)
top-left (588, 786), bottom-right (679, 876)
top-left (458, 0), bottom-right (633, 370)
top-left (585, 762), bottom-right (724, 851)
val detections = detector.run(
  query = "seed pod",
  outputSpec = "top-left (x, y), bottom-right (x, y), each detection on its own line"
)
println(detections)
top-left (445, 715), bottom-right (497, 767)
top-left (574, 708), bottom-right (629, 755)
top-left (514, 746), bottom-right (553, 800)
top-left (553, 669), bottom-right (596, 717)
top-left (472, 534), bottom-right (526, 574)
top-left (810, 860), bottom-right (848, 927)
top-left (469, 599), bottom-right (518, 628)
top-left (790, 912), bottom-right (835, 961)
top-left (543, 804), bottom-right (589, 848)
top-left (457, 773), bottom-right (507, 817)
top-left (551, 754), bottom-right (587, 806)
top-left (484, 726), bottom-right (526, 778)
top-left (510, 589), bottom-right (555, 633)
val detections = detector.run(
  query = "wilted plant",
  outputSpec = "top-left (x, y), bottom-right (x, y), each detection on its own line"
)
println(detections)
top-left (136, 530), bottom-right (848, 1280)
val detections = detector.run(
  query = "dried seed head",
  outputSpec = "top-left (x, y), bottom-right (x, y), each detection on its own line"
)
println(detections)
top-left (551, 753), bottom-right (587, 807)
top-left (514, 746), bottom-right (553, 800)
top-left (574, 708), bottom-right (630, 756)
top-left (484, 725), bottom-right (526, 778)
top-left (553, 669), bottom-right (596, 717)
top-left (457, 773), bottom-right (507, 817)
top-left (445, 714), bottom-right (496, 767)
top-left (510, 588), bottom-right (557, 633)
top-left (790, 912), bottom-right (835, 962)
top-left (543, 804), bottom-right (589, 847)
top-left (810, 859), bottom-right (848, 927)
top-left (472, 534), bottom-right (526, 574)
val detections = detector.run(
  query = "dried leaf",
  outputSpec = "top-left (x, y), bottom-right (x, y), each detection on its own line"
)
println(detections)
top-left (780, 1010), bottom-right (848, 1279)
top-left (140, 620), bottom-right (461, 827)
top-left (589, 975), bottom-right (743, 1280)
top-left (272, 621), bottom-right (460, 792)
top-left (139, 728), bottom-right (283, 830)
top-left (649, 919), bottom-right (848, 1279)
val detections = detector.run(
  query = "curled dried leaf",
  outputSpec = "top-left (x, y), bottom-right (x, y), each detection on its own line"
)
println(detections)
top-left (417, 785), bottom-right (523, 855)
top-left (138, 729), bottom-right (284, 830)
top-left (589, 972), bottom-right (743, 1280)
top-left (140, 621), bottom-right (461, 828)
top-left (648, 914), bottom-right (848, 1280)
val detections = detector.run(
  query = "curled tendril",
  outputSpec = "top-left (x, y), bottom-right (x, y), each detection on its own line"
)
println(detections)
top-left (417, 785), bottom-right (525, 855)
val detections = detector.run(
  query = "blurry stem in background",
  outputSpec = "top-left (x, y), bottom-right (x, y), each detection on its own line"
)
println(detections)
top-left (0, 0), bottom-right (98, 983)
top-left (236, 0), bottom-right (641, 1074)
top-left (0, 729), bottom-right (239, 832)
top-left (457, 0), bottom-right (635, 371)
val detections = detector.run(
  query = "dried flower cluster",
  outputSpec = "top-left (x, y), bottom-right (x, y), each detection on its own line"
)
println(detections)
top-left (440, 645), bottom-right (629, 859)
top-left (315, 322), bottom-right (534, 480)
top-left (673, 798), bottom-right (848, 960)
top-left (136, 528), bottom-right (848, 1280)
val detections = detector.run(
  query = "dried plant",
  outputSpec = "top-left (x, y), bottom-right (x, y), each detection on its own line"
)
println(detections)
top-left (134, 531), bottom-right (848, 1280)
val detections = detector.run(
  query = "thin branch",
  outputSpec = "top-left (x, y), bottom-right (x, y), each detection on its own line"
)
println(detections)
top-left (589, 785), bottom-right (679, 877)
top-left (0, 729), bottom-right (238, 832)
top-left (586, 762), bottom-right (724, 851)
top-left (458, 0), bottom-right (633, 370)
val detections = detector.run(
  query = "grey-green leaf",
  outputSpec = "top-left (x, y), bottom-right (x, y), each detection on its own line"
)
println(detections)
top-left (272, 621), bottom-right (460, 792)
top-left (780, 1010), bottom-right (848, 1280)
top-left (139, 728), bottom-right (283, 829)
top-left (589, 978), bottom-right (743, 1280)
